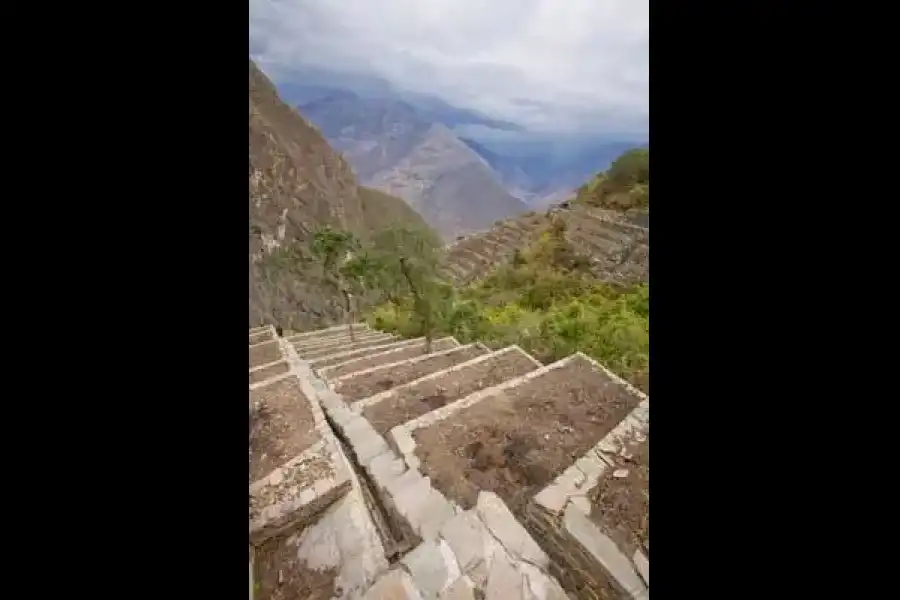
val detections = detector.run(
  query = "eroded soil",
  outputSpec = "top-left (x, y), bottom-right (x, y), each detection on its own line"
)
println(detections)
top-left (364, 348), bottom-right (539, 436)
top-left (590, 436), bottom-right (649, 557)
top-left (414, 356), bottom-right (641, 510)
top-left (249, 377), bottom-right (319, 483)
top-left (336, 345), bottom-right (489, 403)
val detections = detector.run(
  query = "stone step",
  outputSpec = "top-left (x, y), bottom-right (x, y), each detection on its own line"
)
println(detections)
top-left (254, 491), bottom-right (390, 600)
top-left (287, 322), bottom-right (366, 339)
top-left (249, 360), bottom-right (290, 386)
top-left (249, 328), bottom-right (274, 346)
top-left (292, 331), bottom-right (395, 353)
top-left (303, 337), bottom-right (428, 367)
top-left (296, 335), bottom-right (405, 361)
top-left (388, 352), bottom-right (648, 599)
top-left (356, 346), bottom-right (542, 438)
top-left (316, 337), bottom-right (461, 381)
top-left (528, 398), bottom-right (649, 599)
top-left (330, 343), bottom-right (492, 403)
top-left (391, 353), bottom-right (645, 512)
top-left (249, 374), bottom-right (351, 545)
top-left (318, 396), bottom-right (570, 600)
top-left (285, 323), bottom-right (370, 345)
top-left (249, 339), bottom-right (284, 370)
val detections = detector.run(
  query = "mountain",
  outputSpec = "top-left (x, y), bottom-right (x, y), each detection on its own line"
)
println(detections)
top-left (265, 65), bottom-right (646, 226)
top-left (248, 59), bottom-right (435, 330)
top-left (296, 88), bottom-right (528, 240)
top-left (458, 133), bottom-right (646, 208)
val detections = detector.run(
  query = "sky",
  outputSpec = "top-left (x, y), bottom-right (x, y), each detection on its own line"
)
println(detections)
top-left (249, 0), bottom-right (648, 138)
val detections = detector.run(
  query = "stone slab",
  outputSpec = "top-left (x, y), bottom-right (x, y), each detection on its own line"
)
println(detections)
top-left (364, 569), bottom-right (424, 600)
top-left (249, 437), bottom-right (351, 545)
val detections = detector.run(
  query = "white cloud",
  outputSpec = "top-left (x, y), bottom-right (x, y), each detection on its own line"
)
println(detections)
top-left (249, 0), bottom-right (648, 137)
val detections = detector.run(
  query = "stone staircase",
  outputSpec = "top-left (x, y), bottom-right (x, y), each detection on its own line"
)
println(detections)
top-left (249, 323), bottom-right (649, 600)
top-left (444, 206), bottom-right (649, 286)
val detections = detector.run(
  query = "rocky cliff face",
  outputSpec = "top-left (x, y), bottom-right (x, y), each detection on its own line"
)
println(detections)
top-left (249, 60), bottom-right (433, 330)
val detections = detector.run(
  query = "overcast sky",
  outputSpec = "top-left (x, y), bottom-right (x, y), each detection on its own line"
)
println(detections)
top-left (249, 0), bottom-right (648, 137)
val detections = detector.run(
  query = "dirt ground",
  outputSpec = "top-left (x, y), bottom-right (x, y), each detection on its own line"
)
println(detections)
top-left (249, 377), bottom-right (320, 483)
top-left (414, 355), bottom-right (642, 510)
top-left (590, 436), bottom-right (649, 557)
top-left (250, 341), bottom-right (283, 369)
top-left (299, 337), bottom-right (397, 361)
top-left (365, 348), bottom-right (539, 437)
top-left (322, 338), bottom-right (457, 379)
top-left (250, 361), bottom-right (290, 385)
top-left (336, 345), bottom-right (488, 402)
top-left (254, 523), bottom-right (338, 600)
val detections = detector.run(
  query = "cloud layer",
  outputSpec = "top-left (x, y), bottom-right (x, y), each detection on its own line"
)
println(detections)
top-left (249, 0), bottom-right (648, 137)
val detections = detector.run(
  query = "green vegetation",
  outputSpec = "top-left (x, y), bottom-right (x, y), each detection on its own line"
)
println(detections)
top-left (272, 147), bottom-right (651, 390)
top-left (310, 226), bottom-right (361, 340)
top-left (366, 227), bottom-right (446, 353)
top-left (365, 219), bottom-right (649, 392)
top-left (575, 147), bottom-right (649, 212)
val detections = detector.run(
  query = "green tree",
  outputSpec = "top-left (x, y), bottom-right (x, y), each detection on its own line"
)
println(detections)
top-left (340, 249), bottom-right (386, 332)
top-left (371, 227), bottom-right (445, 353)
top-left (310, 226), bottom-right (360, 340)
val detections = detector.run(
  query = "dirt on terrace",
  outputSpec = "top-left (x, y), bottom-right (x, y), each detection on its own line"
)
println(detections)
top-left (299, 337), bottom-right (401, 361)
top-left (322, 338), bottom-right (458, 380)
top-left (254, 522), bottom-right (338, 600)
top-left (364, 348), bottom-right (539, 437)
top-left (309, 343), bottom-right (405, 371)
top-left (590, 435), bottom-right (649, 557)
top-left (249, 377), bottom-right (319, 483)
top-left (250, 361), bottom-right (290, 385)
top-left (250, 341), bottom-right (283, 369)
top-left (335, 345), bottom-right (489, 403)
top-left (414, 356), bottom-right (642, 511)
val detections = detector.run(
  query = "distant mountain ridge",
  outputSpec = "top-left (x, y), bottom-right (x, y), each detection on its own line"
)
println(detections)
top-left (267, 65), bottom-right (646, 221)
top-left (293, 85), bottom-right (528, 240)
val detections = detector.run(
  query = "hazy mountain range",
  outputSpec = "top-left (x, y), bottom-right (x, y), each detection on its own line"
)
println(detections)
top-left (271, 66), bottom-right (646, 239)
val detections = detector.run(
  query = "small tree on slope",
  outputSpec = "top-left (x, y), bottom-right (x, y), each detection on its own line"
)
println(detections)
top-left (371, 227), bottom-right (444, 353)
top-left (310, 226), bottom-right (360, 341)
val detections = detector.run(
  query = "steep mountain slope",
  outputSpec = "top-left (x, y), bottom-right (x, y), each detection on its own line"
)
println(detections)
top-left (297, 91), bottom-right (527, 241)
top-left (249, 59), bottom-right (434, 330)
top-left (367, 123), bottom-right (528, 239)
